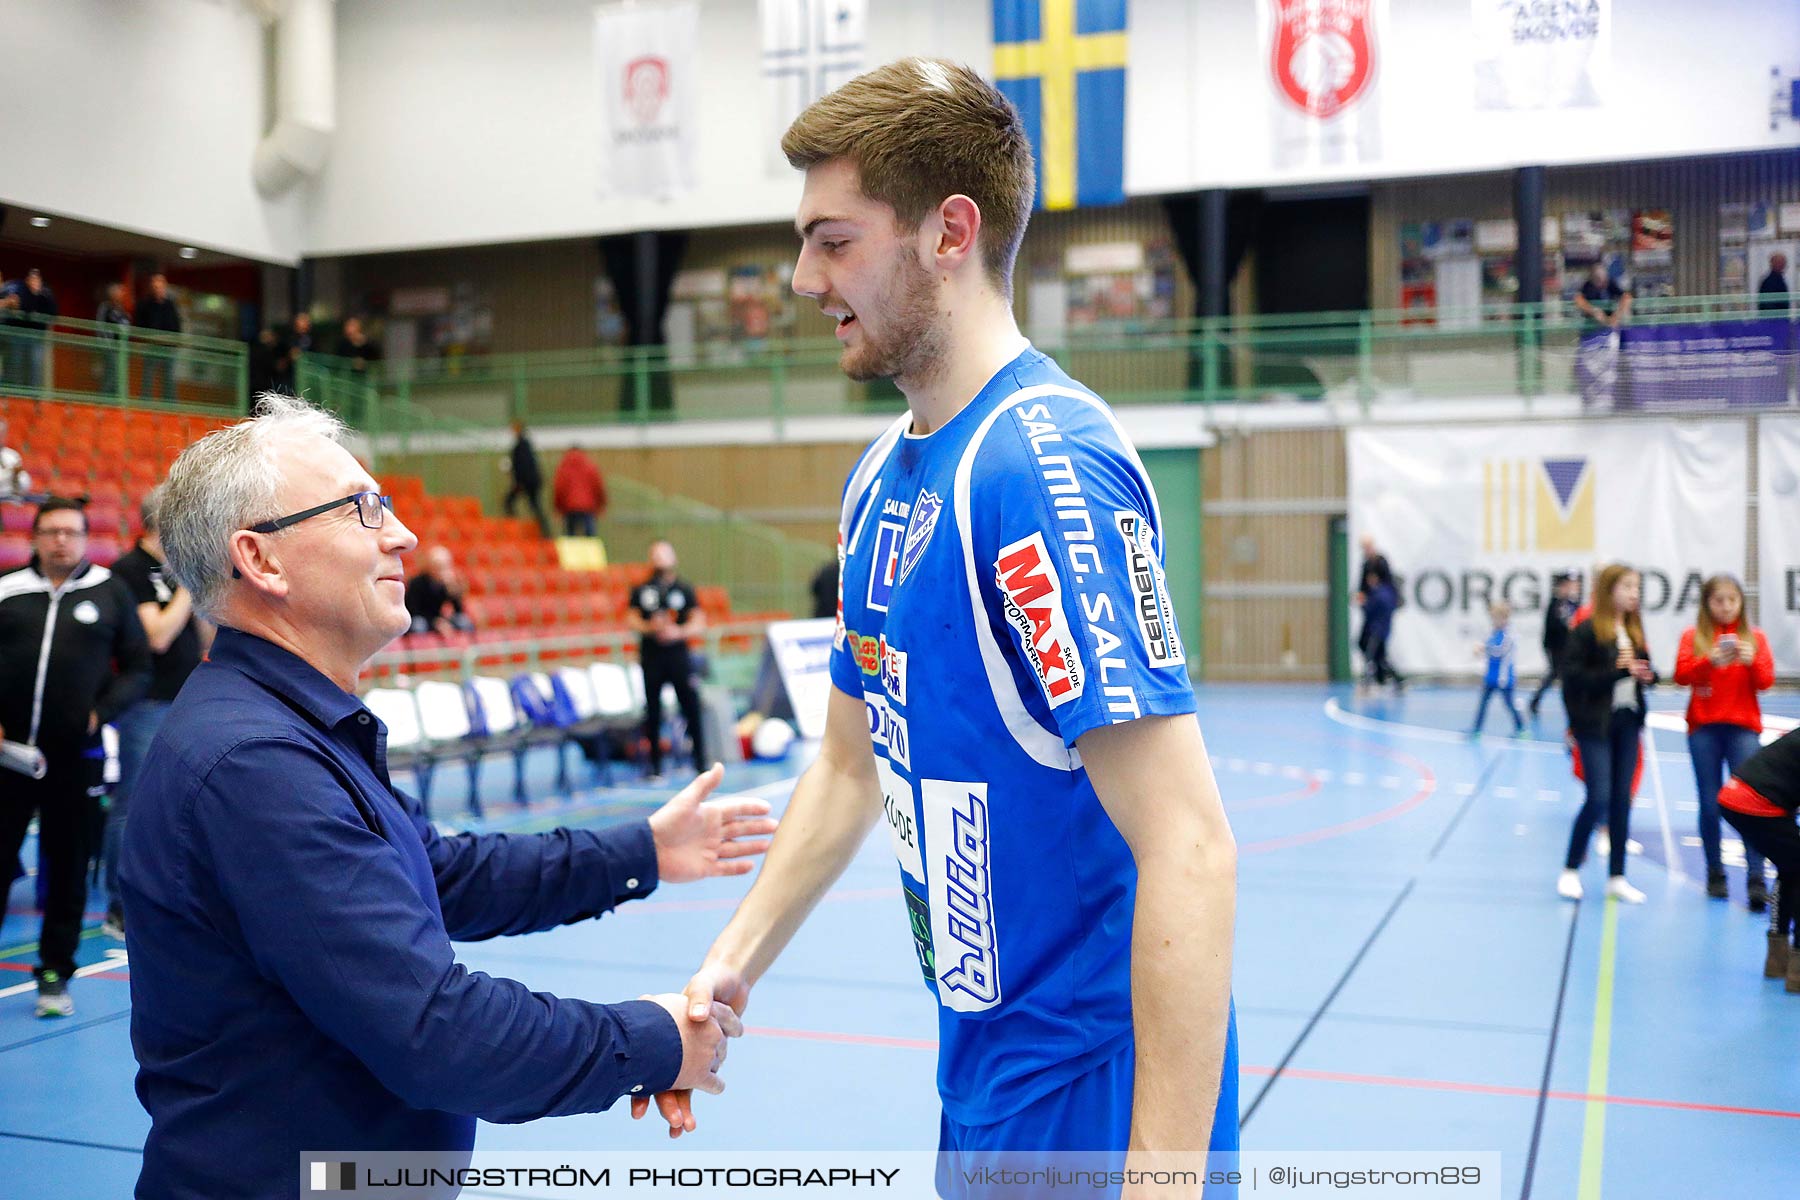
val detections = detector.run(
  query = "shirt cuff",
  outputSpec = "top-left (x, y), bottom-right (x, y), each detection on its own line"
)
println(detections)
top-left (596, 820), bottom-right (660, 909)
top-left (609, 998), bottom-right (686, 1096)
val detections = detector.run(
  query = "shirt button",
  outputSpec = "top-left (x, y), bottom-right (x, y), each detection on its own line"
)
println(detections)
top-left (631, 1084), bottom-right (643, 1093)
top-left (625, 877), bottom-right (639, 889)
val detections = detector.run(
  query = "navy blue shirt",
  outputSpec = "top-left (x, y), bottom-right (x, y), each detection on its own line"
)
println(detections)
top-left (120, 628), bottom-right (682, 1199)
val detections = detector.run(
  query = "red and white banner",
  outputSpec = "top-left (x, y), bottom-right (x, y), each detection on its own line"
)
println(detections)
top-left (595, 1), bottom-right (699, 198)
top-left (1261, 0), bottom-right (1385, 169)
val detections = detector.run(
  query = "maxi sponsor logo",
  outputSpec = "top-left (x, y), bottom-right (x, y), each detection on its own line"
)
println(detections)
top-left (922, 779), bottom-right (1000, 1012)
top-left (1013, 402), bottom-right (1140, 720)
top-left (1115, 511), bottom-right (1185, 668)
top-left (996, 533), bottom-right (1084, 708)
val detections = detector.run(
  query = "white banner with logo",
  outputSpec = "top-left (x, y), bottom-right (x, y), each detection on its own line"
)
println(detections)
top-left (1261, 0), bottom-right (1387, 169)
top-left (760, 0), bottom-right (866, 175)
top-left (595, 1), bottom-right (699, 198)
top-left (1348, 421), bottom-right (1748, 677)
top-left (1758, 416), bottom-right (1800, 672)
top-left (1473, 0), bottom-right (1610, 110)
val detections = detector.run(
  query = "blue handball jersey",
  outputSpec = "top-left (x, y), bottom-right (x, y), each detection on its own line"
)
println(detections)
top-left (829, 345), bottom-right (1206, 1126)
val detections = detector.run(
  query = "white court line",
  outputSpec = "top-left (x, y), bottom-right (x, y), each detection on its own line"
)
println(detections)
top-left (1322, 698), bottom-right (1695, 763)
top-left (0, 950), bottom-right (129, 1000)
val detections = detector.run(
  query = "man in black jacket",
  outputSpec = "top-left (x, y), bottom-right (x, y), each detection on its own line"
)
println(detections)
top-left (1530, 573), bottom-right (1581, 717)
top-left (1719, 727), bottom-right (1800, 992)
top-left (504, 419), bottom-right (550, 536)
top-left (15, 269), bottom-right (58, 393)
top-left (136, 273), bottom-right (182, 402)
top-left (0, 498), bottom-right (150, 1016)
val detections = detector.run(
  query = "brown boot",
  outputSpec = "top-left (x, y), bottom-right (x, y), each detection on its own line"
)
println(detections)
top-left (1788, 944), bottom-right (1800, 994)
top-left (1769, 932), bottom-right (1791, 980)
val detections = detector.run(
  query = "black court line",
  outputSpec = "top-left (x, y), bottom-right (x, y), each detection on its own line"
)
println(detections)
top-left (1240, 877), bottom-right (1416, 1127)
top-left (1518, 902), bottom-right (1582, 1200)
top-left (1427, 755), bottom-right (1507, 861)
top-left (0, 1007), bottom-right (131, 1055)
top-left (0, 1129), bottom-right (142, 1155)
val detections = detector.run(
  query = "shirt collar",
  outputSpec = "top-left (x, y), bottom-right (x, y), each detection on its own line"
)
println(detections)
top-left (208, 626), bottom-right (367, 730)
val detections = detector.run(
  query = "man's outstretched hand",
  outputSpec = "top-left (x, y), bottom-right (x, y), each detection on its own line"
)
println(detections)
top-left (648, 764), bottom-right (779, 884)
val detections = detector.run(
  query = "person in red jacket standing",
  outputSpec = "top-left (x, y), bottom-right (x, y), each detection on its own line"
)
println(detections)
top-left (1674, 574), bottom-right (1776, 909)
top-left (552, 445), bottom-right (608, 538)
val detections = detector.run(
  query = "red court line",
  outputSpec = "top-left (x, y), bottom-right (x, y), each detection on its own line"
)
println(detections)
top-left (742, 1026), bottom-right (1800, 1121)
top-left (1225, 777), bottom-right (1323, 813)
top-left (1239, 750), bottom-right (1437, 855)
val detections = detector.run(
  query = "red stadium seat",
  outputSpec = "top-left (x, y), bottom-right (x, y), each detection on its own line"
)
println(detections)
top-left (0, 534), bottom-right (29, 571)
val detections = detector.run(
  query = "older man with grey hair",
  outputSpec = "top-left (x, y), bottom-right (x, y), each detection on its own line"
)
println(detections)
top-left (120, 394), bottom-right (775, 1199)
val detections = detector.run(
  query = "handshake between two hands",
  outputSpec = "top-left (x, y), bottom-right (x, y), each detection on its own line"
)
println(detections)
top-left (634, 962), bottom-right (752, 1138)
top-left (635, 764), bottom-right (775, 1138)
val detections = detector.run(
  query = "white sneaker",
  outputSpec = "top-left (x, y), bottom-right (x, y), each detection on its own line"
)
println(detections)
top-left (1605, 877), bottom-right (1645, 904)
top-left (1625, 839), bottom-right (1643, 856)
top-left (1595, 830), bottom-right (1610, 856)
top-left (1557, 869), bottom-right (1583, 900)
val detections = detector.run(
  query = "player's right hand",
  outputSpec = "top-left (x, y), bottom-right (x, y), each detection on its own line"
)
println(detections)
top-left (631, 965), bottom-right (753, 1134)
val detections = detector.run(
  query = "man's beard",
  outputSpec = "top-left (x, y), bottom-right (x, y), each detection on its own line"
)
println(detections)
top-left (840, 247), bottom-right (945, 385)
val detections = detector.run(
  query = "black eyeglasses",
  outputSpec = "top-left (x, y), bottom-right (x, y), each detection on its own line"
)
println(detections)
top-left (247, 491), bottom-right (393, 534)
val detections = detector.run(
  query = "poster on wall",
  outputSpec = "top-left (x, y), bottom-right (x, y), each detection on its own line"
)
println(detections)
top-left (1629, 209), bottom-right (1674, 298)
top-left (1472, 0), bottom-right (1609, 110)
top-left (1060, 240), bottom-right (1178, 329)
top-left (1347, 420), bottom-right (1748, 677)
top-left (1758, 417), bottom-right (1800, 672)
top-left (759, 0), bottom-right (866, 176)
top-left (595, 1), bottom-right (699, 198)
top-left (1262, 0), bottom-right (1386, 170)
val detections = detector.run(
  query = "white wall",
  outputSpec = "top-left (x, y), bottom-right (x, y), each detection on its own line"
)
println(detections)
top-left (1133, 0), bottom-right (1800, 195)
top-left (306, 0), bottom-right (988, 257)
top-left (0, 0), bottom-right (306, 264)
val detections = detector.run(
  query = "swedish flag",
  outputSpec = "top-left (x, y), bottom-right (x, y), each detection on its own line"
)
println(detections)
top-left (993, 0), bottom-right (1128, 211)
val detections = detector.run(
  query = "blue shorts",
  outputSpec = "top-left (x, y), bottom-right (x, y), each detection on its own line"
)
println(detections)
top-left (936, 1001), bottom-right (1239, 1199)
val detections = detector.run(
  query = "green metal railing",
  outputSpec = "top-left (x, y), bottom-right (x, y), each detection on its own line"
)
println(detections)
top-left (0, 313), bottom-right (248, 415)
top-left (290, 290), bottom-right (1796, 430)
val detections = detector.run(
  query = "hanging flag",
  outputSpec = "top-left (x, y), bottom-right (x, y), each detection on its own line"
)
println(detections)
top-left (761, 0), bottom-right (868, 175)
top-left (992, 0), bottom-right (1129, 211)
top-left (595, 1), bottom-right (700, 198)
top-left (1261, 0), bottom-right (1385, 170)
top-left (1473, 0), bottom-right (1609, 110)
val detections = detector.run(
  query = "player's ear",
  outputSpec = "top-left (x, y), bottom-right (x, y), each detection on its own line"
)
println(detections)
top-left (933, 195), bottom-right (982, 274)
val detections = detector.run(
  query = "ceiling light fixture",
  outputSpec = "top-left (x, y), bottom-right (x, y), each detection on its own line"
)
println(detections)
top-left (179, 246), bottom-right (199, 259)
top-left (28, 216), bottom-right (50, 228)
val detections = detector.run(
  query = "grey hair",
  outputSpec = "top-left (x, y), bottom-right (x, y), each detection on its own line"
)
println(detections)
top-left (159, 393), bottom-right (347, 618)
top-left (139, 482), bottom-right (166, 533)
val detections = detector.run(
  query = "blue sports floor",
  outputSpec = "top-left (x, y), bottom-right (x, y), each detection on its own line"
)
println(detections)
top-left (3, 684), bottom-right (1796, 1197)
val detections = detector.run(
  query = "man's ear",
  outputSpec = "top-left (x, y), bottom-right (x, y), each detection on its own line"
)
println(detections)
top-left (931, 194), bottom-right (983, 275)
top-left (228, 530), bottom-right (289, 599)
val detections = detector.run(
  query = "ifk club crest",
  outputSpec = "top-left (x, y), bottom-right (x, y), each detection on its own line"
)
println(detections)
top-left (1269, 0), bottom-right (1377, 119)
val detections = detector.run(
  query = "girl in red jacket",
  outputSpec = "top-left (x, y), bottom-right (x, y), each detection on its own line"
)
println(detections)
top-left (1674, 574), bottom-right (1775, 909)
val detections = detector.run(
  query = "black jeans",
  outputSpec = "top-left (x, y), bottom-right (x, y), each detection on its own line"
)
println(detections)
top-left (1529, 661), bottom-right (1562, 710)
top-left (504, 482), bottom-right (550, 536)
top-left (641, 642), bottom-right (704, 775)
top-left (1722, 808), bottom-right (1800, 946)
top-left (0, 750), bottom-right (96, 980)
top-left (1567, 716), bottom-right (1641, 877)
